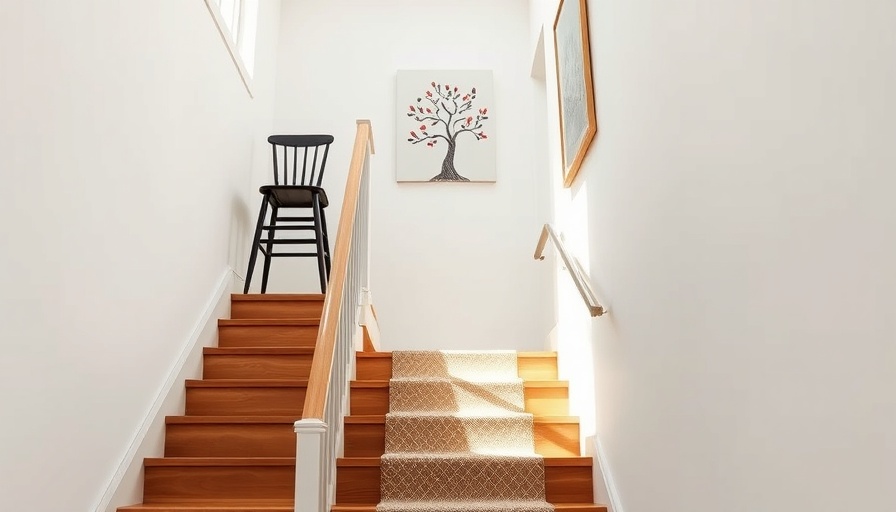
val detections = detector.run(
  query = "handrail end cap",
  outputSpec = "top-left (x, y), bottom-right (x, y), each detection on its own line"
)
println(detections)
top-left (294, 418), bottom-right (328, 434)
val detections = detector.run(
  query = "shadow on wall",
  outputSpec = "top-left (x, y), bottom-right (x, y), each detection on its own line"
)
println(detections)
top-left (229, 134), bottom-right (278, 289)
top-left (228, 192), bottom-right (252, 283)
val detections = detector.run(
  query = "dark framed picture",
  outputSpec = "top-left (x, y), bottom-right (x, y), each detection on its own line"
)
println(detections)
top-left (553, 0), bottom-right (597, 188)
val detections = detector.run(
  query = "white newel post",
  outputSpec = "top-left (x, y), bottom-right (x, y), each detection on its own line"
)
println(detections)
top-left (294, 418), bottom-right (328, 512)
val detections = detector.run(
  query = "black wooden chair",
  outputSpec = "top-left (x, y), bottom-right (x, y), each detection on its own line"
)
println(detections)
top-left (244, 134), bottom-right (334, 294)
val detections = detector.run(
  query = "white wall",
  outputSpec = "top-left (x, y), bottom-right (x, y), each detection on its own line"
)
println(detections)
top-left (0, 1), bottom-right (281, 510)
top-left (531, 0), bottom-right (896, 511)
top-left (274, 0), bottom-right (552, 350)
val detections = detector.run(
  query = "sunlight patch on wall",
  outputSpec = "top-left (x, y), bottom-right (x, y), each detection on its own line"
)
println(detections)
top-left (550, 186), bottom-right (599, 450)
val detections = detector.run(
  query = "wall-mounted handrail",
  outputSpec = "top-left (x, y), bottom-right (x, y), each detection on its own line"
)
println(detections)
top-left (294, 120), bottom-right (374, 512)
top-left (534, 223), bottom-right (606, 317)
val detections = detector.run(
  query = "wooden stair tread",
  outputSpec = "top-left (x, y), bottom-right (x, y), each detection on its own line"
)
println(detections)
top-left (204, 347), bottom-right (314, 355)
top-left (350, 380), bottom-right (568, 388)
top-left (185, 380), bottom-right (308, 388)
top-left (166, 416), bottom-right (298, 424)
top-left (145, 457), bottom-right (295, 467)
top-left (344, 415), bottom-right (579, 424)
top-left (336, 456), bottom-right (591, 467)
top-left (218, 319), bottom-right (320, 326)
top-left (232, 294), bottom-right (325, 301)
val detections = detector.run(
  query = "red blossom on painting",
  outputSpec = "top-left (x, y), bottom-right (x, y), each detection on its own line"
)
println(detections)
top-left (478, 132), bottom-right (487, 139)
top-left (420, 125), bottom-right (427, 130)
top-left (410, 131), bottom-right (419, 138)
top-left (426, 91), bottom-right (432, 97)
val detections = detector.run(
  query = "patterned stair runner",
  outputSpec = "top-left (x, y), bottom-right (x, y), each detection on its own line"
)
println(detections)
top-left (377, 351), bottom-right (554, 512)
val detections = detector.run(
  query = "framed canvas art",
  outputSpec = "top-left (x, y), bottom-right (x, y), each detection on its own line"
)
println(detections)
top-left (396, 70), bottom-right (496, 182)
top-left (553, 0), bottom-right (597, 187)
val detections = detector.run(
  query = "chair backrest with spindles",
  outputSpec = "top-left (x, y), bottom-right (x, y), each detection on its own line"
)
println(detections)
top-left (267, 134), bottom-right (334, 187)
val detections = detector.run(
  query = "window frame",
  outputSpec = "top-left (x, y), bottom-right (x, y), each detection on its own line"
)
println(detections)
top-left (203, 0), bottom-right (257, 97)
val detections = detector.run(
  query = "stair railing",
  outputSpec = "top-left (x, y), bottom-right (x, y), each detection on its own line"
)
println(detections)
top-left (294, 120), bottom-right (375, 512)
top-left (534, 223), bottom-right (606, 317)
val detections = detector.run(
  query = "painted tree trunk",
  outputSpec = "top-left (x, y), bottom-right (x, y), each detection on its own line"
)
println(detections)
top-left (430, 140), bottom-right (470, 181)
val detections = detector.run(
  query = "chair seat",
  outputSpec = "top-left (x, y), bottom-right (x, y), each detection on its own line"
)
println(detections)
top-left (260, 185), bottom-right (329, 208)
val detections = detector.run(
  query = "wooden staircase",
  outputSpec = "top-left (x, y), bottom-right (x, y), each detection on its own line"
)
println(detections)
top-left (335, 352), bottom-right (608, 512)
top-left (120, 293), bottom-right (606, 512)
top-left (119, 294), bottom-right (325, 512)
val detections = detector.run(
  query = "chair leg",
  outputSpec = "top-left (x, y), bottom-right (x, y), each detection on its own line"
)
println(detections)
top-left (312, 195), bottom-right (328, 294)
top-left (320, 208), bottom-right (331, 278)
top-left (244, 197), bottom-right (270, 294)
top-left (261, 206), bottom-right (278, 294)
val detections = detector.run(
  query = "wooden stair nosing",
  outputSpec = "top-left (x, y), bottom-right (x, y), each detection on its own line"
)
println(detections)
top-left (350, 380), bottom-right (569, 388)
top-left (119, 500), bottom-right (294, 511)
top-left (232, 293), bottom-right (325, 301)
top-left (145, 457), bottom-right (295, 467)
top-left (344, 414), bottom-right (579, 424)
top-left (203, 347), bottom-right (315, 355)
top-left (355, 351), bottom-right (558, 358)
top-left (336, 456), bottom-right (591, 467)
top-left (166, 416), bottom-right (299, 425)
top-left (185, 379), bottom-right (309, 388)
top-left (218, 319), bottom-right (321, 326)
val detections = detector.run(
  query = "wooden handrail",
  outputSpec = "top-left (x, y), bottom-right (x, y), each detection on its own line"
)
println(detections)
top-left (302, 120), bottom-right (374, 420)
top-left (534, 223), bottom-right (606, 317)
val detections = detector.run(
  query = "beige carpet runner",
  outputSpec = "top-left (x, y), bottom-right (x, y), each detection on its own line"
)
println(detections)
top-left (377, 351), bottom-right (554, 512)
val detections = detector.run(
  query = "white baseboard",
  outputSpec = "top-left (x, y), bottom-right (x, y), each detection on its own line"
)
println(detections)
top-left (592, 436), bottom-right (625, 512)
top-left (92, 268), bottom-right (237, 512)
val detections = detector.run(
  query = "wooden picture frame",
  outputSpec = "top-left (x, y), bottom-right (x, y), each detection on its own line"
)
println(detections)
top-left (553, 0), bottom-right (597, 188)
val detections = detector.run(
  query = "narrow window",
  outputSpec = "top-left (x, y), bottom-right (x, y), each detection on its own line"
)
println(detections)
top-left (204, 0), bottom-right (259, 93)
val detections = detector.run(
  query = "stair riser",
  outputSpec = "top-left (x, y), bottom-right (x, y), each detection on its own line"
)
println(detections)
top-left (526, 387), bottom-right (570, 416)
top-left (335, 465), bottom-right (593, 504)
top-left (185, 388), bottom-right (305, 416)
top-left (218, 325), bottom-right (319, 348)
top-left (143, 466), bottom-right (294, 501)
top-left (203, 354), bottom-right (313, 380)
top-left (344, 421), bottom-right (580, 457)
top-left (165, 424), bottom-right (296, 457)
top-left (356, 355), bottom-right (559, 381)
top-left (231, 300), bottom-right (323, 319)
top-left (349, 386), bottom-right (569, 416)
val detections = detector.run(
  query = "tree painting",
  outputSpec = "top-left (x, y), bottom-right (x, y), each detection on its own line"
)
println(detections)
top-left (405, 81), bottom-right (490, 182)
